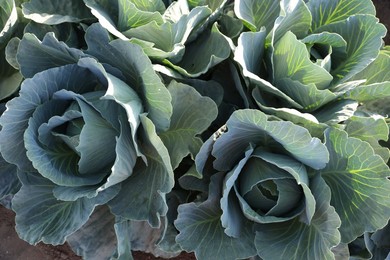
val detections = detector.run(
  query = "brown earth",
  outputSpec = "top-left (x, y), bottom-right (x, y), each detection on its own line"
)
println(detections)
top-left (0, 205), bottom-right (195, 260)
top-left (374, 0), bottom-right (390, 44)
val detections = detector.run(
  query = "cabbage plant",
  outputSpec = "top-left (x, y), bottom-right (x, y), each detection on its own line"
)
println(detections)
top-left (0, 0), bottom-right (389, 259)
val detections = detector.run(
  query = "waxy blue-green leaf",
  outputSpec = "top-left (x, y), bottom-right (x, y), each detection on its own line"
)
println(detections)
top-left (271, 0), bottom-right (312, 43)
top-left (275, 78), bottom-right (336, 111)
top-left (85, 24), bottom-right (172, 132)
top-left (313, 99), bottom-right (358, 125)
top-left (273, 31), bottom-right (333, 90)
top-left (350, 52), bottom-right (390, 84)
top-left (117, 0), bottom-right (165, 31)
top-left (22, 0), bottom-right (94, 25)
top-left (234, 30), bottom-right (302, 108)
top-left (163, 0), bottom-right (190, 23)
top-left (212, 109), bottom-right (329, 171)
top-left (12, 171), bottom-right (119, 245)
top-left (308, 0), bottom-right (376, 32)
top-left (234, 0), bottom-right (280, 32)
top-left (16, 32), bottom-right (86, 78)
top-left (175, 172), bottom-right (257, 260)
top-left (0, 63), bottom-right (97, 172)
top-left (24, 22), bottom-right (80, 48)
top-left (237, 150), bottom-right (315, 224)
top-left (252, 90), bottom-right (328, 138)
top-left (255, 174), bottom-right (341, 260)
top-left (301, 32), bottom-right (347, 48)
top-left (124, 6), bottom-right (211, 62)
top-left (0, 0), bottom-right (18, 48)
top-left (67, 206), bottom-right (116, 260)
top-left (187, 0), bottom-right (225, 11)
top-left (112, 217), bottom-right (176, 259)
top-left (0, 155), bottom-right (20, 201)
top-left (319, 15), bottom-right (386, 85)
top-left (0, 53), bottom-right (22, 99)
top-left (108, 115), bottom-right (174, 227)
top-left (162, 23), bottom-right (230, 77)
top-left (345, 116), bottom-right (390, 162)
top-left (343, 82), bottom-right (390, 102)
top-left (321, 128), bottom-right (390, 243)
top-left (159, 81), bottom-right (218, 170)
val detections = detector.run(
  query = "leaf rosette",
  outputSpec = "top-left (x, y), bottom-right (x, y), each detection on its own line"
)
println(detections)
top-left (233, 0), bottom-right (389, 130)
top-left (83, 0), bottom-right (231, 77)
top-left (0, 27), bottom-right (176, 245)
top-left (175, 109), bottom-right (343, 259)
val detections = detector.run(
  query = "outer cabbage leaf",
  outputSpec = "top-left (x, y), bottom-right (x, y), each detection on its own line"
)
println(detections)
top-left (84, 24), bottom-right (172, 133)
top-left (66, 206), bottom-right (116, 260)
top-left (159, 81), bottom-right (218, 169)
top-left (12, 171), bottom-right (119, 245)
top-left (255, 174), bottom-right (341, 260)
top-left (175, 172), bottom-right (257, 260)
top-left (350, 52), bottom-right (390, 84)
top-left (0, 0), bottom-right (18, 48)
top-left (273, 31), bottom-right (333, 90)
top-left (108, 115), bottom-right (174, 228)
top-left (234, 0), bottom-right (280, 32)
top-left (320, 128), bottom-right (390, 243)
top-left (212, 109), bottom-right (329, 171)
top-left (23, 21), bottom-right (80, 48)
top-left (124, 6), bottom-right (211, 62)
top-left (16, 32), bottom-right (86, 78)
top-left (319, 15), bottom-right (386, 85)
top-left (307, 0), bottom-right (376, 32)
top-left (0, 154), bottom-right (20, 202)
top-left (0, 62), bottom-right (98, 172)
top-left (270, 0), bottom-right (312, 43)
top-left (344, 116), bottom-right (390, 162)
top-left (161, 23), bottom-right (231, 77)
top-left (22, 0), bottom-right (94, 25)
top-left (117, 0), bottom-right (165, 30)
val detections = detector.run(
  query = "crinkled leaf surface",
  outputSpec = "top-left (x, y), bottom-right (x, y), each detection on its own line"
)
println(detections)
top-left (159, 81), bottom-right (217, 169)
top-left (255, 174), bottom-right (341, 260)
top-left (16, 32), bottom-right (86, 78)
top-left (85, 24), bottom-right (172, 132)
top-left (320, 128), bottom-right (390, 243)
top-left (273, 31), bottom-right (333, 90)
top-left (319, 15), bottom-right (386, 84)
top-left (350, 52), bottom-right (390, 84)
top-left (345, 116), bottom-right (390, 162)
top-left (12, 171), bottom-right (119, 245)
top-left (124, 6), bottom-right (211, 62)
top-left (212, 109), bottom-right (329, 171)
top-left (108, 115), bottom-right (174, 227)
top-left (343, 82), bottom-right (390, 102)
top-left (175, 172), bottom-right (257, 260)
top-left (308, 0), bottom-right (376, 32)
top-left (22, 0), bottom-right (93, 25)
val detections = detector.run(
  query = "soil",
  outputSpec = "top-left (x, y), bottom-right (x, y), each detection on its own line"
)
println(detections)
top-left (0, 1), bottom-right (389, 260)
top-left (0, 205), bottom-right (195, 260)
top-left (374, 0), bottom-right (390, 44)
